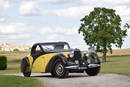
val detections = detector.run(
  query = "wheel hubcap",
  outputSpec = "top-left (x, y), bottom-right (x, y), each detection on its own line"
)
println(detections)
top-left (56, 64), bottom-right (64, 75)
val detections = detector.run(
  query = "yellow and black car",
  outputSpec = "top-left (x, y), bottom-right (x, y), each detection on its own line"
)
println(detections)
top-left (21, 42), bottom-right (100, 78)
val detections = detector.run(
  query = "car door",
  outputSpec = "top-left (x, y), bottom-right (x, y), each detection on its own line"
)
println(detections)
top-left (31, 44), bottom-right (46, 72)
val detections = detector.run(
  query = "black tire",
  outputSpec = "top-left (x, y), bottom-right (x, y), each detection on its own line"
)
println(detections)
top-left (52, 59), bottom-right (69, 78)
top-left (21, 58), bottom-right (31, 77)
top-left (51, 71), bottom-right (55, 77)
top-left (85, 67), bottom-right (100, 76)
top-left (85, 53), bottom-right (100, 76)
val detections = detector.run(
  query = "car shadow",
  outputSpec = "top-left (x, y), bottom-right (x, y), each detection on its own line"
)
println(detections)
top-left (31, 73), bottom-right (88, 79)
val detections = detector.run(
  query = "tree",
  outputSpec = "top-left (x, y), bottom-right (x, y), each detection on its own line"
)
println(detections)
top-left (79, 7), bottom-right (130, 62)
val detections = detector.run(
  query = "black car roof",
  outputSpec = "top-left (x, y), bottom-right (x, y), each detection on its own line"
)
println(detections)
top-left (34, 42), bottom-right (69, 45)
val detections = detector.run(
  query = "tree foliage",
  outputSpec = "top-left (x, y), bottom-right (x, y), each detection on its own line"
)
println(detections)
top-left (79, 7), bottom-right (130, 62)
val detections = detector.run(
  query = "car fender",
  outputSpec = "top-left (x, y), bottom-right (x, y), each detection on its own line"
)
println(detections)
top-left (88, 52), bottom-right (100, 64)
top-left (45, 53), bottom-right (68, 72)
top-left (21, 56), bottom-right (30, 72)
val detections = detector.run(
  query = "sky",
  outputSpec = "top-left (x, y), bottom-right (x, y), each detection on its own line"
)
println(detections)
top-left (0, 0), bottom-right (130, 50)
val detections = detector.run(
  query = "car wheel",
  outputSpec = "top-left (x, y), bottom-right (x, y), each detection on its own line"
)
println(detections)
top-left (51, 71), bottom-right (55, 77)
top-left (21, 58), bottom-right (31, 77)
top-left (85, 53), bottom-right (100, 76)
top-left (53, 59), bottom-right (68, 78)
top-left (85, 67), bottom-right (100, 76)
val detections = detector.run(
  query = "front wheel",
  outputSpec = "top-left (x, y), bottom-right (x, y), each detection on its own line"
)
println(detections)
top-left (85, 52), bottom-right (100, 76)
top-left (85, 67), bottom-right (100, 76)
top-left (52, 59), bottom-right (69, 78)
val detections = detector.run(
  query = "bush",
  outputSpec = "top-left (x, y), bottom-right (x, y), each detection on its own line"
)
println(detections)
top-left (13, 49), bottom-right (19, 52)
top-left (0, 56), bottom-right (7, 70)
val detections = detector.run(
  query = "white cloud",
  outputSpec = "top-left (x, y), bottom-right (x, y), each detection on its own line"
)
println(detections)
top-left (0, 18), bottom-right (5, 22)
top-left (40, 27), bottom-right (78, 35)
top-left (19, 1), bottom-right (40, 15)
top-left (114, 5), bottom-right (130, 23)
top-left (49, 6), bottom-right (93, 18)
top-left (0, 22), bottom-right (30, 34)
top-left (9, 34), bottom-right (31, 39)
top-left (39, 26), bottom-right (88, 50)
top-left (0, 0), bottom-right (11, 10)
top-left (18, 0), bottom-right (130, 19)
top-left (80, 0), bottom-right (130, 6)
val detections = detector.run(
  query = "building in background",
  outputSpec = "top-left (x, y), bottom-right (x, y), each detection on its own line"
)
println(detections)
top-left (0, 43), bottom-right (31, 51)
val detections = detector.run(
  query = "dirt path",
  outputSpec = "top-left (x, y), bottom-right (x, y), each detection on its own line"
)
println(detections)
top-left (4, 73), bottom-right (130, 87)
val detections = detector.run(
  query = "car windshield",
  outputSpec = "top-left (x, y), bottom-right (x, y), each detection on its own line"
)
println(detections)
top-left (41, 43), bottom-right (70, 52)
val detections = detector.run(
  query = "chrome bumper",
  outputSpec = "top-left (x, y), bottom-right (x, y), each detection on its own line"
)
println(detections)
top-left (88, 64), bottom-right (100, 68)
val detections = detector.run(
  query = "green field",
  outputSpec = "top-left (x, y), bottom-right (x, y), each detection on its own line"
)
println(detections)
top-left (101, 55), bottom-right (130, 75)
top-left (0, 51), bottom-right (130, 75)
top-left (0, 75), bottom-right (44, 87)
top-left (0, 59), bottom-right (20, 74)
top-left (0, 51), bottom-right (44, 87)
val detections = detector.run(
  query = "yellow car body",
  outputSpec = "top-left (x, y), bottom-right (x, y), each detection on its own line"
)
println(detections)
top-left (21, 42), bottom-right (100, 78)
top-left (28, 52), bottom-right (69, 73)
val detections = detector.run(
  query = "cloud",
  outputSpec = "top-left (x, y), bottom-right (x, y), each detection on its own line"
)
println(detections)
top-left (0, 18), bottom-right (5, 22)
top-left (8, 34), bottom-right (31, 39)
top-left (0, 22), bottom-right (31, 34)
top-left (80, 0), bottom-right (130, 6)
top-left (114, 5), bottom-right (130, 23)
top-left (40, 6), bottom-right (93, 18)
top-left (0, 0), bottom-right (11, 10)
top-left (40, 27), bottom-right (78, 35)
top-left (0, 22), bottom-right (32, 42)
top-left (19, 1), bottom-right (40, 15)
top-left (18, 0), bottom-right (130, 19)
top-left (39, 26), bottom-right (88, 50)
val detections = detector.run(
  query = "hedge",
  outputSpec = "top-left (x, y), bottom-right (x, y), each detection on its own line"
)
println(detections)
top-left (0, 56), bottom-right (7, 70)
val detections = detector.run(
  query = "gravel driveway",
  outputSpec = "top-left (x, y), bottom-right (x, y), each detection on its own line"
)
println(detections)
top-left (6, 73), bottom-right (130, 87)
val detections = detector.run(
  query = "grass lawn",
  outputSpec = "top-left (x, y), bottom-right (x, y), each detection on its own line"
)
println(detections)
top-left (0, 51), bottom-right (28, 74)
top-left (0, 51), bottom-right (130, 75)
top-left (0, 75), bottom-right (44, 87)
top-left (101, 55), bottom-right (130, 75)
top-left (0, 59), bottom-right (21, 74)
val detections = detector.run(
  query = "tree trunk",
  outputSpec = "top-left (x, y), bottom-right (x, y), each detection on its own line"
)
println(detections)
top-left (102, 48), bottom-right (107, 62)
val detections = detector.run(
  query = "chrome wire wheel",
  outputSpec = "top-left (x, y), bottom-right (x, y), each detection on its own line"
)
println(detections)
top-left (56, 63), bottom-right (64, 76)
top-left (53, 59), bottom-right (69, 78)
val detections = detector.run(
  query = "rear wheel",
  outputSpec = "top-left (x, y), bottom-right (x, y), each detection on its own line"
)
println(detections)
top-left (52, 59), bottom-right (68, 78)
top-left (21, 58), bottom-right (31, 77)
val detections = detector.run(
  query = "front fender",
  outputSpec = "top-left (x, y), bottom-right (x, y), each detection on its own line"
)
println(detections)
top-left (45, 53), bottom-right (68, 72)
top-left (88, 52), bottom-right (100, 64)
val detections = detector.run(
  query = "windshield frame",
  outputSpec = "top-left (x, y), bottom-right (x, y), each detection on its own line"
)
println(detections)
top-left (38, 42), bottom-right (71, 53)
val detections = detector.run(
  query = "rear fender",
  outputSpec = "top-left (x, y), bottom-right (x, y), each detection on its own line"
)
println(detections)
top-left (21, 56), bottom-right (30, 72)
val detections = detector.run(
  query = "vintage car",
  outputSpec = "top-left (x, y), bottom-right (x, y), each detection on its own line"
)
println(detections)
top-left (21, 42), bottom-right (100, 78)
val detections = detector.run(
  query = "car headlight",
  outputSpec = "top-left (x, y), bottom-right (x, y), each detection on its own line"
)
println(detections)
top-left (84, 51), bottom-right (89, 56)
top-left (87, 58), bottom-right (91, 64)
top-left (68, 51), bottom-right (74, 58)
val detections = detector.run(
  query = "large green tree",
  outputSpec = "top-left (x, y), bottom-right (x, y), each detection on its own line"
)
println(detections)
top-left (79, 7), bottom-right (130, 62)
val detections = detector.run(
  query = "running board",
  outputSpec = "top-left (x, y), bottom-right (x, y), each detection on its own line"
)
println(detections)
top-left (65, 65), bottom-right (87, 69)
top-left (65, 64), bottom-right (100, 70)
